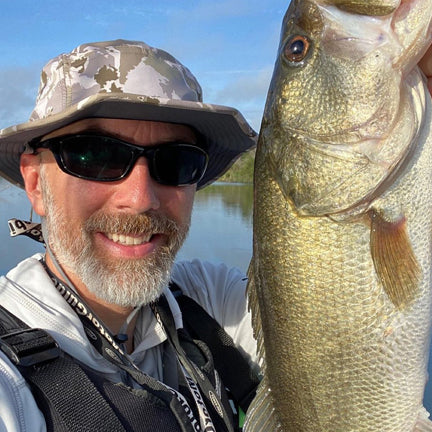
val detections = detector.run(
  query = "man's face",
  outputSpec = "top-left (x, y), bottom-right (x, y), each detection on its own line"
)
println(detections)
top-left (22, 118), bottom-right (197, 307)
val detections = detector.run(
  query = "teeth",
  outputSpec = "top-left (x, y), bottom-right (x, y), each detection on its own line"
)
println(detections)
top-left (106, 233), bottom-right (151, 245)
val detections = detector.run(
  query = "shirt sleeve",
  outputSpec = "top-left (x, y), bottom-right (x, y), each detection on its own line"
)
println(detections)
top-left (171, 259), bottom-right (258, 367)
top-left (0, 352), bottom-right (46, 432)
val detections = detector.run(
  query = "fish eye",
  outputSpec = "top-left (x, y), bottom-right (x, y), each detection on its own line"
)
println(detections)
top-left (283, 35), bottom-right (311, 63)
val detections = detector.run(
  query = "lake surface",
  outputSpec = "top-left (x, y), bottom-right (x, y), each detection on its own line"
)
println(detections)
top-left (0, 180), bottom-right (254, 274)
top-left (1, 179), bottom-right (432, 413)
top-left (177, 182), bottom-right (253, 272)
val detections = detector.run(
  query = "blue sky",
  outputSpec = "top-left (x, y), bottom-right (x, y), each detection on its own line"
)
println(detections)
top-left (0, 0), bottom-right (290, 132)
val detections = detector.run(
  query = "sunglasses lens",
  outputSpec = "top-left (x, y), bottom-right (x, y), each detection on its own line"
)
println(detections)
top-left (60, 136), bottom-right (132, 180)
top-left (153, 145), bottom-right (208, 185)
top-left (42, 135), bottom-right (208, 185)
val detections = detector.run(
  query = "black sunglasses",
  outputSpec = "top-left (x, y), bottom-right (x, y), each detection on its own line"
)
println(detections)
top-left (34, 134), bottom-right (209, 186)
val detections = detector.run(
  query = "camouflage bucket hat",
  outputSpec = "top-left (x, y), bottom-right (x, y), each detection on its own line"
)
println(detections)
top-left (0, 39), bottom-right (256, 189)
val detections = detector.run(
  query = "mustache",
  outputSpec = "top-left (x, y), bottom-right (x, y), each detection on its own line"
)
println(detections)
top-left (84, 211), bottom-right (185, 237)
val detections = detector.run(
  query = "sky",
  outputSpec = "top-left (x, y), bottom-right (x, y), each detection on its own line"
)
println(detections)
top-left (0, 0), bottom-right (291, 133)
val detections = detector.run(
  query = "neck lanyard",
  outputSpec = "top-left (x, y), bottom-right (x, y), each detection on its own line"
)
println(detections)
top-left (153, 296), bottom-right (234, 432)
top-left (40, 258), bottom-right (232, 432)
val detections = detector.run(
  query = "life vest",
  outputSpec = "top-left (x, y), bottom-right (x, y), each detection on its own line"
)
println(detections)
top-left (0, 283), bottom-right (260, 432)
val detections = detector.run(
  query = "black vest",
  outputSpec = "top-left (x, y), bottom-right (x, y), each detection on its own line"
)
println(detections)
top-left (0, 286), bottom-right (259, 432)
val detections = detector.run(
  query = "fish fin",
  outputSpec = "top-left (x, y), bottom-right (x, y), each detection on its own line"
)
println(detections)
top-left (369, 209), bottom-right (421, 309)
top-left (243, 376), bottom-right (282, 432)
top-left (413, 407), bottom-right (432, 431)
top-left (247, 260), bottom-right (265, 362)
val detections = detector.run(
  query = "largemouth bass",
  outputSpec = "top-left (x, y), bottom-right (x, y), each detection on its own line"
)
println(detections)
top-left (245, 1), bottom-right (432, 431)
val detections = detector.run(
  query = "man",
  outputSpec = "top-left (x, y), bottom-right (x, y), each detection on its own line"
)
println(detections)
top-left (0, 40), bottom-right (258, 432)
top-left (0, 39), bottom-right (431, 432)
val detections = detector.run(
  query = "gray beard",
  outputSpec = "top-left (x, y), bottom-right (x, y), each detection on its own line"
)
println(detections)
top-left (40, 174), bottom-right (189, 307)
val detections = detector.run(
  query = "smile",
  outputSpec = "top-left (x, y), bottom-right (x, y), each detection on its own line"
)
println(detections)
top-left (105, 233), bottom-right (152, 246)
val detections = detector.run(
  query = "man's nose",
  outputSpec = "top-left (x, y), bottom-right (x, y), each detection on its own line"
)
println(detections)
top-left (112, 156), bottom-right (161, 213)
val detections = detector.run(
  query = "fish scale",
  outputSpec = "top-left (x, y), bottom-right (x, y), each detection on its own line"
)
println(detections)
top-left (245, 0), bottom-right (432, 431)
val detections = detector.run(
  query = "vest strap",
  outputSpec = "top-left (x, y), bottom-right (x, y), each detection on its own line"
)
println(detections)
top-left (169, 282), bottom-right (260, 413)
top-left (0, 305), bottom-right (127, 432)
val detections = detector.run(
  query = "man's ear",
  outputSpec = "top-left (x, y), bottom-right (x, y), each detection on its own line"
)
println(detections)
top-left (20, 153), bottom-right (46, 217)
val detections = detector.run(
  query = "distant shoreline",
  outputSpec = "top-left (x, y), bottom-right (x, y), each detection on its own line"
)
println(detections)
top-left (0, 150), bottom-right (257, 187)
top-left (218, 148), bottom-right (255, 184)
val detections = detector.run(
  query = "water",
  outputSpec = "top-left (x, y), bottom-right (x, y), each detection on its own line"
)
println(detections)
top-left (0, 180), bottom-right (254, 274)
top-left (177, 182), bottom-right (253, 272)
top-left (1, 179), bottom-right (432, 414)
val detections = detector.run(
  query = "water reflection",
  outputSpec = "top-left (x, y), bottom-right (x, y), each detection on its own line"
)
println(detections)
top-left (176, 182), bottom-right (253, 273)
top-left (194, 182), bottom-right (253, 225)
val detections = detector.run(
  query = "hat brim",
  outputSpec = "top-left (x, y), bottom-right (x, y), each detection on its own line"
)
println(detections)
top-left (0, 93), bottom-right (257, 189)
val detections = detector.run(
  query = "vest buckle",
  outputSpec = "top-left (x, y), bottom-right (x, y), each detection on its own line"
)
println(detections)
top-left (0, 328), bottom-right (60, 367)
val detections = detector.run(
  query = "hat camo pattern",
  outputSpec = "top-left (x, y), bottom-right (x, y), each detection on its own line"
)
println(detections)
top-left (0, 39), bottom-right (256, 189)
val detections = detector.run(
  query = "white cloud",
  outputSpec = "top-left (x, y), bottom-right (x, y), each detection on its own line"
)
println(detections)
top-left (0, 66), bottom-right (39, 129)
top-left (199, 66), bottom-right (273, 131)
top-left (213, 67), bottom-right (273, 104)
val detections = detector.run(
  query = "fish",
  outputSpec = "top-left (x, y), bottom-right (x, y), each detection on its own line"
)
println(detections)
top-left (244, 1), bottom-right (432, 431)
